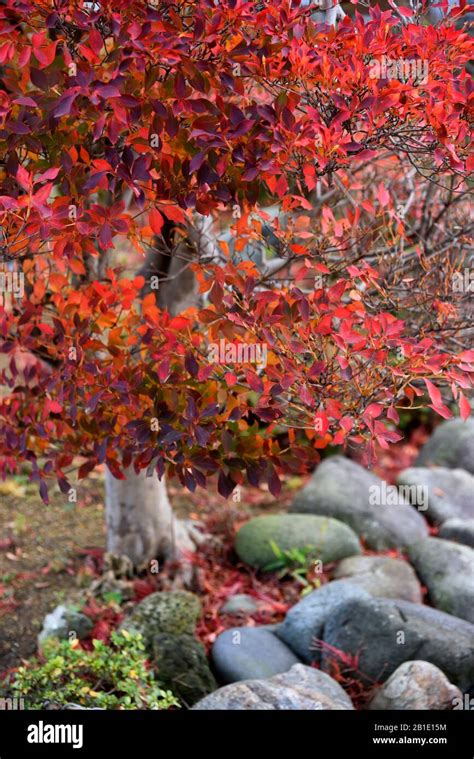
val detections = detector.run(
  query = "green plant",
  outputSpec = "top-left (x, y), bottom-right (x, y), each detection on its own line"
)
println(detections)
top-left (263, 541), bottom-right (322, 595)
top-left (8, 630), bottom-right (179, 710)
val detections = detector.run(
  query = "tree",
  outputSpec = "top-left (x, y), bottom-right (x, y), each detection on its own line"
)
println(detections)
top-left (0, 0), bottom-right (472, 569)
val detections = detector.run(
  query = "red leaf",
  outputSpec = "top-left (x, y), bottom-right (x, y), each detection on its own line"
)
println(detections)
top-left (149, 208), bottom-right (164, 235)
top-left (459, 393), bottom-right (471, 421)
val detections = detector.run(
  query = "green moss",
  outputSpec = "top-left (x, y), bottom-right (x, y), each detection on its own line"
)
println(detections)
top-left (234, 514), bottom-right (361, 569)
top-left (152, 632), bottom-right (217, 706)
top-left (120, 591), bottom-right (202, 650)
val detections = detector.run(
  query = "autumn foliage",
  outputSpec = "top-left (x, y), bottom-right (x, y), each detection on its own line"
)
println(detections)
top-left (0, 0), bottom-right (472, 500)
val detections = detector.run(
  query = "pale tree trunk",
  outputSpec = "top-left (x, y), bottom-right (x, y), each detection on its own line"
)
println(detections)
top-left (105, 469), bottom-right (195, 568)
top-left (105, 214), bottom-right (217, 570)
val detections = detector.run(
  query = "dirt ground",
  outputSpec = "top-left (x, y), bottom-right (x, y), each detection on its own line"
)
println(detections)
top-left (0, 467), bottom-right (295, 677)
top-left (0, 470), bottom-right (106, 675)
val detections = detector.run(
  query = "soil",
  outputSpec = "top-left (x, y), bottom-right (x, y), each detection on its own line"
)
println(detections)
top-left (0, 470), bottom-right (105, 676)
top-left (0, 467), bottom-right (297, 677)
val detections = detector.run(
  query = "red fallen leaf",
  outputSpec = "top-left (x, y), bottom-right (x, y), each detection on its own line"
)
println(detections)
top-left (0, 538), bottom-right (14, 550)
top-left (91, 619), bottom-right (111, 642)
top-left (133, 579), bottom-right (157, 602)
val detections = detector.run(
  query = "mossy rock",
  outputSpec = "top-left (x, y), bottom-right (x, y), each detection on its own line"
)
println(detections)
top-left (120, 591), bottom-right (201, 650)
top-left (152, 632), bottom-right (217, 706)
top-left (234, 514), bottom-right (361, 570)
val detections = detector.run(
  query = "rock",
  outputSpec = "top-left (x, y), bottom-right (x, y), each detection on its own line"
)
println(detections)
top-left (276, 581), bottom-right (372, 662)
top-left (120, 591), bottom-right (201, 650)
top-left (211, 627), bottom-right (300, 684)
top-left (192, 663), bottom-right (354, 710)
top-left (321, 597), bottom-right (474, 692)
top-left (234, 514), bottom-right (361, 570)
top-left (290, 456), bottom-right (428, 549)
top-left (38, 605), bottom-right (93, 646)
top-left (407, 537), bottom-right (474, 623)
top-left (368, 661), bottom-right (462, 710)
top-left (416, 418), bottom-right (474, 474)
top-left (397, 467), bottom-right (474, 524)
top-left (332, 555), bottom-right (422, 603)
top-left (219, 594), bottom-right (259, 615)
top-left (439, 518), bottom-right (474, 548)
top-left (152, 633), bottom-right (217, 706)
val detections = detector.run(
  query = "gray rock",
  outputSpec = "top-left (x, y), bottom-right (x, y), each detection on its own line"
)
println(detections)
top-left (368, 661), bottom-right (462, 710)
top-left (38, 605), bottom-right (92, 646)
top-left (219, 594), bottom-right (259, 615)
top-left (192, 663), bottom-right (354, 710)
top-left (397, 467), bottom-right (474, 524)
top-left (321, 597), bottom-right (474, 692)
top-left (290, 456), bottom-right (428, 550)
top-left (276, 581), bottom-right (372, 662)
top-left (234, 513), bottom-right (361, 570)
top-left (416, 418), bottom-right (474, 474)
top-left (408, 537), bottom-right (474, 623)
top-left (333, 555), bottom-right (422, 603)
top-left (212, 627), bottom-right (300, 684)
top-left (439, 518), bottom-right (474, 548)
top-left (120, 591), bottom-right (201, 650)
top-left (152, 632), bottom-right (217, 706)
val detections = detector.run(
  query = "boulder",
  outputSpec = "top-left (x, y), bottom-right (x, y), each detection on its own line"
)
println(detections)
top-left (211, 627), bottom-right (300, 684)
top-left (368, 661), bottom-right (462, 710)
top-left (416, 418), bottom-right (474, 474)
top-left (321, 597), bottom-right (474, 692)
top-left (38, 605), bottom-right (92, 646)
top-left (152, 632), bottom-right (217, 706)
top-left (397, 467), bottom-right (474, 524)
top-left (276, 581), bottom-right (372, 662)
top-left (192, 663), bottom-right (354, 710)
top-left (408, 537), bottom-right (474, 623)
top-left (234, 513), bottom-right (361, 570)
top-left (219, 594), bottom-right (259, 615)
top-left (290, 456), bottom-right (428, 550)
top-left (333, 555), bottom-right (422, 603)
top-left (120, 591), bottom-right (201, 650)
top-left (439, 518), bottom-right (474, 548)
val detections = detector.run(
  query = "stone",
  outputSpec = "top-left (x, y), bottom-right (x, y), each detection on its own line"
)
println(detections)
top-left (290, 456), bottom-right (428, 549)
top-left (397, 467), bottom-right (474, 524)
top-left (332, 555), bottom-right (422, 603)
top-left (439, 518), bottom-right (474, 548)
top-left (416, 418), bottom-right (474, 474)
top-left (219, 594), bottom-right (259, 615)
top-left (276, 581), bottom-right (372, 662)
top-left (368, 661), bottom-right (462, 710)
top-left (152, 632), bottom-right (217, 706)
top-left (321, 597), bottom-right (474, 692)
top-left (38, 605), bottom-right (93, 646)
top-left (120, 591), bottom-right (201, 650)
top-left (211, 627), bottom-right (300, 684)
top-left (407, 537), bottom-right (474, 623)
top-left (234, 513), bottom-right (361, 570)
top-left (192, 663), bottom-right (354, 710)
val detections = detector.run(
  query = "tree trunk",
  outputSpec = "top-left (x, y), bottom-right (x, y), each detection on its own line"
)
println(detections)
top-left (105, 214), bottom-right (217, 569)
top-left (105, 468), bottom-right (195, 568)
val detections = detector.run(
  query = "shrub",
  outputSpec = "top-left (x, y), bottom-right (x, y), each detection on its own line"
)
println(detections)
top-left (9, 630), bottom-right (179, 710)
